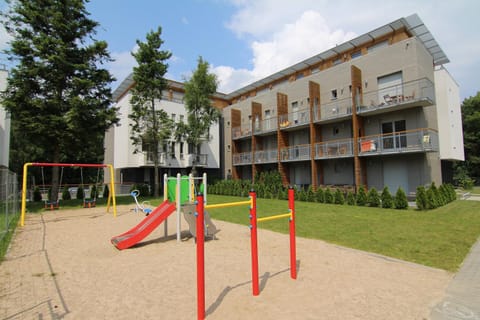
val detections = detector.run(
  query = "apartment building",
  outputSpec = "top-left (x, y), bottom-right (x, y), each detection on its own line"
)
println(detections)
top-left (221, 14), bottom-right (464, 194)
top-left (0, 66), bottom-right (10, 169)
top-left (104, 74), bottom-right (228, 187)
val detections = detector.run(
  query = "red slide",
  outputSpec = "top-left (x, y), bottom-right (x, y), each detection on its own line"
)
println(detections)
top-left (111, 200), bottom-right (176, 250)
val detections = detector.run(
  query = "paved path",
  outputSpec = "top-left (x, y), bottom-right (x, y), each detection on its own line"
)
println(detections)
top-left (431, 237), bottom-right (480, 319)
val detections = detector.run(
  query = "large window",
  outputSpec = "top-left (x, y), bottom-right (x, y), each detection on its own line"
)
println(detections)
top-left (382, 120), bottom-right (406, 150)
top-left (378, 72), bottom-right (403, 104)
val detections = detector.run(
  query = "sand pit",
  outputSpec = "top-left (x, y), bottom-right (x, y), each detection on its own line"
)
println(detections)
top-left (0, 205), bottom-right (451, 319)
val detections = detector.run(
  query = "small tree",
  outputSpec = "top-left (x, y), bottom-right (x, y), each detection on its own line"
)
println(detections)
top-left (356, 185), bottom-right (367, 206)
top-left (103, 184), bottom-right (110, 199)
top-left (76, 186), bottom-right (85, 200)
top-left (324, 187), bottom-right (334, 204)
top-left (426, 187), bottom-right (436, 209)
top-left (315, 188), bottom-right (325, 203)
top-left (381, 186), bottom-right (393, 209)
top-left (62, 186), bottom-right (71, 200)
top-left (346, 191), bottom-right (356, 205)
top-left (367, 187), bottom-right (380, 207)
top-left (415, 186), bottom-right (428, 210)
top-left (33, 187), bottom-right (42, 202)
top-left (394, 187), bottom-right (408, 209)
top-left (334, 189), bottom-right (345, 205)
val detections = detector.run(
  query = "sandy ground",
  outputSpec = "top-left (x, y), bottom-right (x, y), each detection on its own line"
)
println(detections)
top-left (0, 205), bottom-right (451, 320)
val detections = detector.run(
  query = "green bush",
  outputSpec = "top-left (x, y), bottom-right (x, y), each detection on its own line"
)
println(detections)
top-left (346, 191), bottom-right (356, 205)
top-left (426, 188), bottom-right (436, 209)
top-left (394, 187), bottom-right (408, 209)
top-left (62, 186), bottom-right (71, 200)
top-left (430, 182), bottom-right (442, 207)
top-left (381, 186), bottom-right (393, 208)
top-left (416, 186), bottom-right (428, 210)
top-left (334, 188), bottom-right (345, 205)
top-left (356, 185), bottom-right (367, 206)
top-left (131, 184), bottom-right (150, 197)
top-left (367, 187), bottom-right (380, 207)
top-left (33, 187), bottom-right (42, 202)
top-left (324, 187), bottom-right (334, 204)
top-left (103, 184), bottom-right (109, 199)
top-left (315, 188), bottom-right (325, 203)
top-left (76, 185), bottom-right (85, 200)
top-left (306, 185), bottom-right (315, 202)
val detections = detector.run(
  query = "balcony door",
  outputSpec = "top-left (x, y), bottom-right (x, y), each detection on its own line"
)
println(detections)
top-left (378, 72), bottom-right (403, 104)
top-left (382, 120), bottom-right (406, 150)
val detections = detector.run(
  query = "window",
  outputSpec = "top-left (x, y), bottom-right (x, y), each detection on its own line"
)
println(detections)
top-left (179, 115), bottom-right (184, 123)
top-left (180, 142), bottom-right (184, 159)
top-left (382, 120), bottom-right (406, 149)
top-left (171, 113), bottom-right (176, 121)
top-left (170, 142), bottom-right (176, 158)
top-left (331, 89), bottom-right (338, 100)
top-left (333, 126), bottom-right (339, 136)
top-left (378, 71), bottom-right (403, 104)
top-left (333, 57), bottom-right (343, 65)
top-left (292, 101), bottom-right (299, 123)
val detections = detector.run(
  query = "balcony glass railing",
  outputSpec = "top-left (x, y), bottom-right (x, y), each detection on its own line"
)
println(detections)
top-left (279, 144), bottom-right (311, 161)
top-left (254, 149), bottom-right (278, 163)
top-left (233, 151), bottom-right (252, 165)
top-left (358, 128), bottom-right (438, 155)
top-left (315, 97), bottom-right (352, 122)
top-left (145, 152), bottom-right (166, 165)
top-left (187, 153), bottom-right (208, 166)
top-left (358, 78), bottom-right (435, 113)
top-left (315, 138), bottom-right (354, 159)
top-left (253, 117), bottom-right (278, 134)
top-left (232, 123), bottom-right (252, 139)
top-left (278, 108), bottom-right (310, 129)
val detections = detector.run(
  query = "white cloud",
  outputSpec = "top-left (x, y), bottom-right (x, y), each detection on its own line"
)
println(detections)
top-left (108, 49), bottom-right (136, 89)
top-left (214, 10), bottom-right (356, 93)
top-left (0, 24), bottom-right (13, 52)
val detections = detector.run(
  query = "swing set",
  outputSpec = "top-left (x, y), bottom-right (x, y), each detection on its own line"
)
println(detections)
top-left (21, 162), bottom-right (117, 227)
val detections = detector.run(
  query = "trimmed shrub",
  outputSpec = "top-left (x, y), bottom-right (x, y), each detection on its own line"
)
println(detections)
top-left (430, 182), bottom-right (442, 207)
top-left (76, 185), bottom-right (85, 200)
top-left (356, 185), bottom-right (367, 206)
top-left (324, 187), bottom-right (334, 204)
top-left (334, 188), bottom-right (345, 205)
top-left (367, 187), bottom-right (380, 207)
top-left (306, 185), bottom-right (315, 202)
top-left (381, 186), bottom-right (393, 208)
top-left (62, 186), bottom-right (71, 200)
top-left (426, 188), bottom-right (436, 209)
top-left (346, 191), bottom-right (356, 205)
top-left (315, 188), bottom-right (325, 203)
top-left (394, 187), bottom-right (408, 209)
top-left (415, 186), bottom-right (428, 210)
top-left (103, 184), bottom-right (109, 199)
top-left (33, 187), bottom-right (42, 202)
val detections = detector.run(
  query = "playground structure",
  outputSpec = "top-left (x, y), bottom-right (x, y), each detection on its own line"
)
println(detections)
top-left (194, 187), bottom-right (297, 320)
top-left (111, 173), bottom-right (212, 250)
top-left (20, 162), bottom-right (117, 226)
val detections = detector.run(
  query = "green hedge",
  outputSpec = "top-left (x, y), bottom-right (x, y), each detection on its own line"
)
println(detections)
top-left (208, 173), bottom-right (457, 211)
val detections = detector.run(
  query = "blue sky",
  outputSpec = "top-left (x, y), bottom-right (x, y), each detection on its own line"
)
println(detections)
top-left (1, 0), bottom-right (479, 100)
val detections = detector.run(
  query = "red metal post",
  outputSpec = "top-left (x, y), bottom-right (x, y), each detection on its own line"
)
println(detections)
top-left (196, 194), bottom-right (205, 320)
top-left (249, 190), bottom-right (259, 296)
top-left (288, 187), bottom-right (297, 280)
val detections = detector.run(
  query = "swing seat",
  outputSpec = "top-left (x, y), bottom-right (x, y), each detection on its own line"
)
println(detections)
top-left (44, 200), bottom-right (60, 210)
top-left (83, 198), bottom-right (96, 208)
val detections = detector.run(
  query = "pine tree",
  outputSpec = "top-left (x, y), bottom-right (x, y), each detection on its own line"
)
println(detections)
top-left (334, 188), bottom-right (345, 205)
top-left (356, 185), bottom-right (367, 206)
top-left (2, 0), bottom-right (118, 200)
top-left (381, 186), bottom-right (394, 208)
top-left (324, 187), bottom-right (334, 204)
top-left (415, 186), bottom-right (428, 210)
top-left (394, 187), bottom-right (409, 209)
top-left (367, 187), bottom-right (380, 207)
top-left (346, 191), bottom-right (356, 205)
top-left (129, 26), bottom-right (174, 197)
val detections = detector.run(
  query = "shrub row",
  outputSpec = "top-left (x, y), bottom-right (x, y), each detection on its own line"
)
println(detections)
top-left (209, 172), bottom-right (456, 211)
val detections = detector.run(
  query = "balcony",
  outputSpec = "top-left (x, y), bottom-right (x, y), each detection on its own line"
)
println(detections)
top-left (253, 117), bottom-right (278, 135)
top-left (279, 144), bottom-right (311, 162)
top-left (144, 152), bottom-right (166, 166)
top-left (358, 128), bottom-right (439, 156)
top-left (232, 124), bottom-right (252, 140)
top-left (254, 149), bottom-right (278, 164)
top-left (186, 153), bottom-right (208, 166)
top-left (314, 97), bottom-right (352, 124)
top-left (233, 151), bottom-right (252, 165)
top-left (278, 108), bottom-right (310, 130)
top-left (315, 138), bottom-right (354, 159)
top-left (357, 78), bottom-right (435, 116)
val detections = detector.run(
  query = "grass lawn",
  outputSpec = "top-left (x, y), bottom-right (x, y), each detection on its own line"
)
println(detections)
top-left (205, 195), bottom-right (480, 272)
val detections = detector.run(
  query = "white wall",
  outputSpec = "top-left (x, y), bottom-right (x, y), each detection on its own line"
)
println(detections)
top-left (0, 68), bottom-right (10, 168)
top-left (434, 67), bottom-right (464, 161)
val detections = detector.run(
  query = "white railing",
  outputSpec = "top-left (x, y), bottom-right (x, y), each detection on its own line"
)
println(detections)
top-left (254, 149), bottom-right (278, 163)
top-left (278, 108), bottom-right (310, 129)
top-left (315, 97), bottom-right (352, 121)
top-left (279, 144), bottom-right (311, 161)
top-left (232, 123), bottom-right (252, 139)
top-left (233, 151), bottom-right (252, 165)
top-left (315, 139), bottom-right (354, 159)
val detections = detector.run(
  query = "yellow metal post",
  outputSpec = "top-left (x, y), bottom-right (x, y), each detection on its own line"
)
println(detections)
top-left (20, 162), bottom-right (32, 227)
